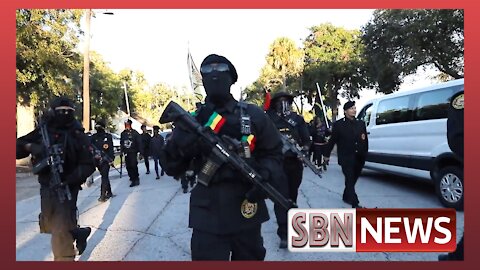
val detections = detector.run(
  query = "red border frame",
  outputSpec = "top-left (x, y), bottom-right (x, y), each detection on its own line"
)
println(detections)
top-left (6, 1), bottom-right (477, 269)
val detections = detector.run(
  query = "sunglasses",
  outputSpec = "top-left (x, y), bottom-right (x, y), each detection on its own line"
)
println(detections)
top-left (200, 63), bottom-right (230, 74)
top-left (55, 108), bottom-right (75, 115)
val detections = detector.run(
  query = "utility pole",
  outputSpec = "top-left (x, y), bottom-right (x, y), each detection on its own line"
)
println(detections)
top-left (82, 9), bottom-right (114, 130)
top-left (82, 9), bottom-right (91, 130)
top-left (123, 81), bottom-right (130, 116)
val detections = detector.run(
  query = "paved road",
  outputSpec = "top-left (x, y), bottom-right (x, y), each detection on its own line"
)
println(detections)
top-left (16, 156), bottom-right (464, 261)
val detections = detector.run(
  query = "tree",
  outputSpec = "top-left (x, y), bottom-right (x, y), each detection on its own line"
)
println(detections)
top-left (245, 38), bottom-right (304, 111)
top-left (16, 9), bottom-right (84, 111)
top-left (88, 52), bottom-right (124, 122)
top-left (362, 9), bottom-right (464, 94)
top-left (303, 23), bottom-right (370, 120)
top-left (265, 37), bottom-right (304, 92)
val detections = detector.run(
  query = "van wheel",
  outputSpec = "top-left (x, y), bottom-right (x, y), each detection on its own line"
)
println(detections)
top-left (434, 166), bottom-right (463, 211)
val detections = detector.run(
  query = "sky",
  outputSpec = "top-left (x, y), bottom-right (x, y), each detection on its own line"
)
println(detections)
top-left (85, 9), bottom-right (441, 119)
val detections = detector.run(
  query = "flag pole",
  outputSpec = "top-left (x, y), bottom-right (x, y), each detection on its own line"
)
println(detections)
top-left (187, 46), bottom-right (205, 103)
top-left (315, 82), bottom-right (330, 129)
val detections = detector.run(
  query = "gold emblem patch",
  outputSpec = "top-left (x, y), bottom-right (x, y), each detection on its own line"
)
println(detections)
top-left (241, 199), bottom-right (257, 219)
top-left (452, 94), bottom-right (464, 110)
top-left (103, 143), bottom-right (109, 149)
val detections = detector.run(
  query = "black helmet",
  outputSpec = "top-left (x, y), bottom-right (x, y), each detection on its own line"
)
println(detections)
top-left (50, 96), bottom-right (75, 110)
top-left (271, 91), bottom-right (294, 104)
top-left (95, 119), bottom-right (106, 129)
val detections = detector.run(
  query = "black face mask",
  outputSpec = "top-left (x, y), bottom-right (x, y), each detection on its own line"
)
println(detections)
top-left (203, 71), bottom-right (233, 105)
top-left (51, 109), bottom-right (75, 127)
top-left (95, 127), bottom-right (105, 133)
top-left (275, 100), bottom-right (292, 116)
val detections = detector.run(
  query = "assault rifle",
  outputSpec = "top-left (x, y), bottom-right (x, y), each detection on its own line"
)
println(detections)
top-left (91, 143), bottom-right (122, 176)
top-left (280, 134), bottom-right (323, 178)
top-left (35, 118), bottom-right (72, 203)
top-left (160, 101), bottom-right (297, 210)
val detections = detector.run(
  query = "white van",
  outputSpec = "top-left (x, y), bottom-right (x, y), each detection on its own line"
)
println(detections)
top-left (357, 79), bottom-right (464, 210)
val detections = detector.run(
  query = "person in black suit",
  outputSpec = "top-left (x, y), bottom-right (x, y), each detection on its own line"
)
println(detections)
top-left (323, 100), bottom-right (368, 208)
top-left (16, 96), bottom-right (95, 260)
top-left (266, 91), bottom-right (311, 248)
top-left (120, 119), bottom-right (142, 187)
top-left (438, 90), bottom-right (464, 261)
top-left (140, 124), bottom-right (152, 174)
top-left (159, 54), bottom-right (285, 261)
top-left (90, 120), bottom-right (115, 202)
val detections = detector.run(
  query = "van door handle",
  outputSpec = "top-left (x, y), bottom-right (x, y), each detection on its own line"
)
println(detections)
top-left (367, 132), bottom-right (370, 134)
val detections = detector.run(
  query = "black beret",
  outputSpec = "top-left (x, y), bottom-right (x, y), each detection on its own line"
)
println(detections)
top-left (50, 96), bottom-right (75, 110)
top-left (125, 119), bottom-right (133, 124)
top-left (95, 120), bottom-right (106, 128)
top-left (271, 91), bottom-right (294, 103)
top-left (343, 101), bottom-right (355, 110)
top-left (201, 54), bottom-right (238, 83)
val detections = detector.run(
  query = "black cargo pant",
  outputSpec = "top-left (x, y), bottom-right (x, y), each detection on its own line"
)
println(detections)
top-left (97, 161), bottom-right (112, 198)
top-left (284, 156), bottom-right (304, 203)
top-left (191, 226), bottom-right (266, 261)
top-left (273, 170), bottom-right (290, 241)
top-left (40, 185), bottom-right (79, 261)
top-left (124, 152), bottom-right (139, 183)
top-left (340, 158), bottom-right (365, 206)
top-left (142, 150), bottom-right (150, 173)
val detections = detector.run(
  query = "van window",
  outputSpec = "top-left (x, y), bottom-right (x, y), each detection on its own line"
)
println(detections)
top-left (357, 104), bottom-right (373, 126)
top-left (376, 96), bottom-right (412, 125)
top-left (413, 85), bottom-right (463, 121)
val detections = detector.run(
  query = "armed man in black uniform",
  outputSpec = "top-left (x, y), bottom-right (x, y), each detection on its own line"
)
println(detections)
top-left (159, 54), bottom-right (285, 261)
top-left (266, 91), bottom-right (311, 249)
top-left (140, 124), bottom-right (152, 174)
top-left (90, 120), bottom-right (115, 202)
top-left (310, 117), bottom-right (331, 170)
top-left (120, 119), bottom-right (142, 187)
top-left (16, 96), bottom-right (95, 261)
top-left (323, 100), bottom-right (368, 208)
top-left (439, 90), bottom-right (464, 261)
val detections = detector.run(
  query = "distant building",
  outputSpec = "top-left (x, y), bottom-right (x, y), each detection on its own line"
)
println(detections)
top-left (16, 103), bottom-right (35, 167)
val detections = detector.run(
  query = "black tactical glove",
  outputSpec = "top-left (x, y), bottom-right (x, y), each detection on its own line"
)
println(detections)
top-left (29, 143), bottom-right (44, 156)
top-left (171, 128), bottom-right (201, 159)
top-left (52, 174), bottom-right (81, 189)
top-left (245, 186), bottom-right (267, 203)
top-left (245, 167), bottom-right (270, 203)
top-left (301, 145), bottom-right (310, 156)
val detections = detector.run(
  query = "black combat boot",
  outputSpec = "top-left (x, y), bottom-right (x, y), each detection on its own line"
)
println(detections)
top-left (279, 237), bottom-right (287, 249)
top-left (106, 192), bottom-right (115, 199)
top-left (71, 227), bottom-right (92, 255)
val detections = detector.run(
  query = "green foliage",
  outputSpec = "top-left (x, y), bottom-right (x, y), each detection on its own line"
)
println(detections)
top-left (265, 37), bottom-right (304, 91)
top-left (302, 23), bottom-right (371, 120)
top-left (128, 79), bottom-right (196, 128)
top-left (88, 52), bottom-right (124, 122)
top-left (244, 37), bottom-right (304, 108)
top-left (16, 9), bottom-right (84, 111)
top-left (361, 9), bottom-right (464, 93)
